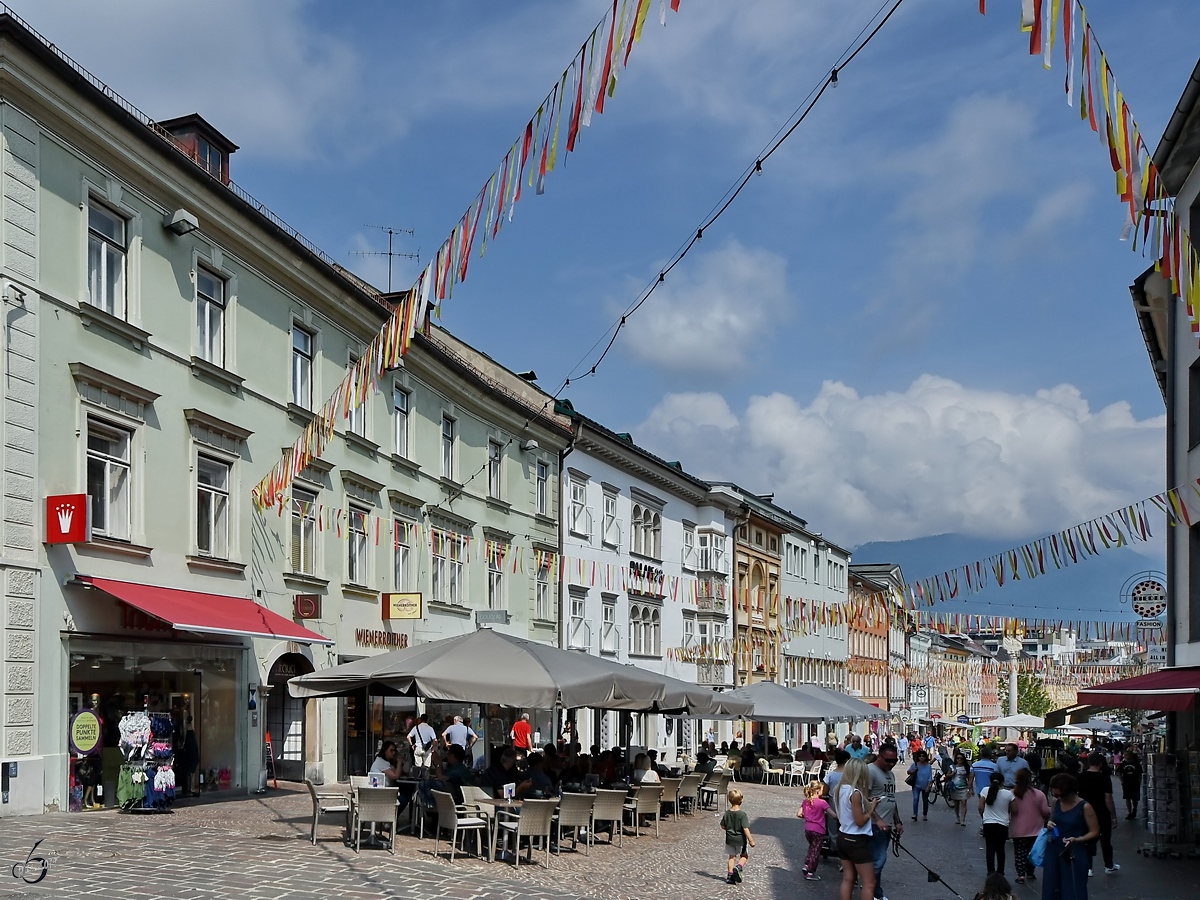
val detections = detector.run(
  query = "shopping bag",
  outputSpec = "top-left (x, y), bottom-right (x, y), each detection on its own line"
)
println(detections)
top-left (1028, 827), bottom-right (1052, 868)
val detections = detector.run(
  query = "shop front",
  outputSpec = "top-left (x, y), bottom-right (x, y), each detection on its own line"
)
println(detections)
top-left (263, 653), bottom-right (314, 782)
top-left (63, 576), bottom-right (330, 811)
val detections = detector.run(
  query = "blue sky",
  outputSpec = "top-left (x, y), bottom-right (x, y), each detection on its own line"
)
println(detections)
top-left (21, 0), bottom-right (1198, 559)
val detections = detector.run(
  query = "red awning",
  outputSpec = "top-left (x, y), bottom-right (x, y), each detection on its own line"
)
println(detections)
top-left (76, 576), bottom-right (332, 645)
top-left (1077, 666), bottom-right (1200, 712)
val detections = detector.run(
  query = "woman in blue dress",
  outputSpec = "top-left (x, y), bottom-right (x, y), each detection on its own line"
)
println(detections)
top-left (1042, 773), bottom-right (1100, 900)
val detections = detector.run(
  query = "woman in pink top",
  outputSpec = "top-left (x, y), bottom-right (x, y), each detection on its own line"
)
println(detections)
top-left (1008, 768), bottom-right (1050, 884)
top-left (798, 781), bottom-right (831, 880)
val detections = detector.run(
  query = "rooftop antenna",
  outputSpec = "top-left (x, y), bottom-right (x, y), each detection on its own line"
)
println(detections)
top-left (349, 225), bottom-right (418, 292)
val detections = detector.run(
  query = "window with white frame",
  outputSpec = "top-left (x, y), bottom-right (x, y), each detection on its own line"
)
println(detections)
top-left (290, 488), bottom-right (317, 575)
top-left (196, 455), bottom-right (230, 558)
top-left (441, 415), bottom-right (455, 480)
top-left (800, 547), bottom-right (808, 580)
top-left (431, 531), bottom-right (465, 605)
top-left (536, 461), bottom-right (548, 516)
top-left (86, 418), bottom-right (132, 540)
top-left (568, 479), bottom-right (590, 536)
top-left (536, 561), bottom-right (551, 620)
top-left (601, 598), bottom-right (617, 654)
top-left (393, 519), bottom-right (410, 591)
top-left (682, 525), bottom-right (696, 569)
top-left (631, 504), bottom-right (661, 559)
top-left (87, 200), bottom-right (127, 318)
top-left (195, 268), bottom-right (226, 366)
top-left (568, 589), bottom-right (588, 649)
top-left (292, 327), bottom-right (314, 410)
top-left (602, 490), bottom-right (619, 546)
top-left (346, 356), bottom-right (365, 437)
top-left (487, 545), bottom-right (505, 610)
top-left (629, 602), bottom-right (661, 656)
top-left (683, 614), bottom-right (696, 646)
top-left (348, 506), bottom-right (369, 585)
top-left (488, 440), bottom-right (503, 499)
top-left (393, 386), bottom-right (409, 457)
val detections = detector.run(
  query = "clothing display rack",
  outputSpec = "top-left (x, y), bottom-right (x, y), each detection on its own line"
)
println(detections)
top-left (117, 709), bottom-right (176, 813)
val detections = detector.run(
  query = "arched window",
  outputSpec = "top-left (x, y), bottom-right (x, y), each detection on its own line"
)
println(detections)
top-left (631, 504), bottom-right (644, 556)
top-left (650, 608), bottom-right (661, 656)
top-left (651, 512), bottom-right (661, 559)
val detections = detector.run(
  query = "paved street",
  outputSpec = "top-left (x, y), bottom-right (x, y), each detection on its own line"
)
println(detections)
top-left (0, 779), bottom-right (1195, 899)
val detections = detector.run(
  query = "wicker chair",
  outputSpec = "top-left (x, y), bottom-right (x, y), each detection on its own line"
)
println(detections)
top-left (352, 786), bottom-right (398, 854)
top-left (659, 777), bottom-right (683, 818)
top-left (623, 784), bottom-right (663, 838)
top-left (305, 779), bottom-right (351, 845)
top-left (677, 773), bottom-right (704, 816)
top-left (430, 790), bottom-right (489, 862)
top-left (496, 798), bottom-right (558, 868)
top-left (590, 788), bottom-right (629, 848)
top-left (554, 792), bottom-right (595, 855)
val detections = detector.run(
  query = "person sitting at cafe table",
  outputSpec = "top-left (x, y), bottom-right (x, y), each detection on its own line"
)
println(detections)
top-left (632, 753), bottom-right (661, 784)
top-left (594, 749), bottom-right (617, 783)
top-left (480, 747), bottom-right (519, 798)
top-left (370, 740), bottom-right (400, 786)
top-left (441, 744), bottom-right (475, 803)
top-left (518, 752), bottom-right (555, 798)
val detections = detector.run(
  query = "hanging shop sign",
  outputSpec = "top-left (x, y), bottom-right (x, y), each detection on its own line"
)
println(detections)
top-left (381, 592), bottom-right (422, 620)
top-left (1135, 619), bottom-right (1164, 631)
top-left (69, 710), bottom-right (102, 755)
top-left (294, 594), bottom-right (321, 620)
top-left (46, 494), bottom-right (89, 544)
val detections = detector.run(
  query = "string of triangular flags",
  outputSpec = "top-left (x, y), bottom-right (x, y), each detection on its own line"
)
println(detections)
top-left (984, 1), bottom-right (1200, 338)
top-left (252, 0), bottom-right (684, 511)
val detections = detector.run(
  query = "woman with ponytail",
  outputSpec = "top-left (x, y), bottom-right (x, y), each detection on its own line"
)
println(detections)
top-left (979, 770), bottom-right (1016, 875)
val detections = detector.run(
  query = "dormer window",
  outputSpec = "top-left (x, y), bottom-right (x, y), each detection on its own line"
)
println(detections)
top-left (158, 114), bottom-right (238, 185)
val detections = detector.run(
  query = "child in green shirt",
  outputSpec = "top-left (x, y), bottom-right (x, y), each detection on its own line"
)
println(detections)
top-left (720, 788), bottom-right (755, 883)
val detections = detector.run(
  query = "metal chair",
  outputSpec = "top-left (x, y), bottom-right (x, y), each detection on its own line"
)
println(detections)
top-left (430, 790), bottom-right (489, 862)
top-left (353, 786), bottom-right (399, 854)
top-left (591, 788), bottom-right (629, 848)
top-left (554, 792), bottom-right (595, 855)
top-left (700, 772), bottom-right (731, 811)
top-left (677, 773), bottom-right (704, 815)
top-left (304, 779), bottom-right (351, 845)
top-left (623, 783), bottom-right (663, 838)
top-left (659, 777), bottom-right (683, 818)
top-left (496, 798), bottom-right (558, 868)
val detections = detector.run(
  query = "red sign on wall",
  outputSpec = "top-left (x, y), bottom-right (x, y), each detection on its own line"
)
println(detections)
top-left (46, 494), bottom-right (90, 544)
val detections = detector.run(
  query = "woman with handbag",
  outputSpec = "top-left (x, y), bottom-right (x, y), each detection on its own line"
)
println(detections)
top-left (1010, 767), bottom-right (1050, 884)
top-left (948, 751), bottom-right (973, 826)
top-left (906, 750), bottom-right (934, 821)
top-left (1042, 773), bottom-right (1100, 900)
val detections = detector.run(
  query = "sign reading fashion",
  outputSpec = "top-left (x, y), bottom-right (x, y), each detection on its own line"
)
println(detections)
top-left (45, 494), bottom-right (89, 543)
top-left (354, 629), bottom-right (409, 649)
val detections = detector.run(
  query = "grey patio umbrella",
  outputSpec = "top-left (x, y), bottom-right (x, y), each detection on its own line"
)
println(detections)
top-left (657, 673), bottom-right (754, 717)
top-left (287, 628), bottom-right (667, 710)
top-left (722, 680), bottom-right (847, 723)
top-left (790, 683), bottom-right (885, 720)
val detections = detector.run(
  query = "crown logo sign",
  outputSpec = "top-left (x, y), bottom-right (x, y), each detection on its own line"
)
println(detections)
top-left (56, 503), bottom-right (74, 534)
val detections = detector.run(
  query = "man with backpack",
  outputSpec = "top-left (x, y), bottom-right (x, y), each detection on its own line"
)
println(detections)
top-left (408, 713), bottom-right (438, 774)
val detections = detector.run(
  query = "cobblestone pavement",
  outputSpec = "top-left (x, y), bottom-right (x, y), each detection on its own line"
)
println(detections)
top-left (0, 778), bottom-right (1195, 899)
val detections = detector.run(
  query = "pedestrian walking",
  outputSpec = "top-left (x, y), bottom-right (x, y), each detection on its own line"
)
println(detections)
top-left (1077, 753), bottom-right (1119, 875)
top-left (997, 743), bottom-right (1031, 788)
top-left (1117, 749), bottom-right (1142, 820)
top-left (906, 750), bottom-right (934, 821)
top-left (868, 744), bottom-right (902, 900)
top-left (972, 749), bottom-right (998, 829)
top-left (836, 759), bottom-right (881, 900)
top-left (979, 771), bottom-right (1015, 875)
top-left (1042, 773), bottom-right (1100, 900)
top-left (799, 780), bottom-right (831, 881)
top-left (949, 751), bottom-right (973, 826)
top-left (720, 788), bottom-right (755, 884)
top-left (1009, 767), bottom-right (1050, 885)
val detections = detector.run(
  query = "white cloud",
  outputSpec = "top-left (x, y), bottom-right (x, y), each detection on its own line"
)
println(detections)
top-left (635, 375), bottom-right (1165, 546)
top-left (621, 239), bottom-right (790, 375)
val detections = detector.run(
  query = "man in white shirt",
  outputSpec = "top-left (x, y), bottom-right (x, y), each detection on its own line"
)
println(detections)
top-left (442, 716), bottom-right (478, 759)
top-left (408, 714), bottom-right (438, 773)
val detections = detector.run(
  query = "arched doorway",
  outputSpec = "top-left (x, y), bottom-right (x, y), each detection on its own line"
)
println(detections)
top-left (265, 653), bottom-right (313, 781)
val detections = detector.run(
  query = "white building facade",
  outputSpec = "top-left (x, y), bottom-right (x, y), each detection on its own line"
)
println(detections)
top-left (558, 412), bottom-right (741, 757)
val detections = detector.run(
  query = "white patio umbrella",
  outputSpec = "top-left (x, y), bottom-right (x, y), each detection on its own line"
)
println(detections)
top-left (978, 713), bottom-right (1045, 729)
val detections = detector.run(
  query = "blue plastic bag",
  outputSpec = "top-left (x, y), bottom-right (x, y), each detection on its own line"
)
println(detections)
top-left (1028, 827), bottom-right (1052, 868)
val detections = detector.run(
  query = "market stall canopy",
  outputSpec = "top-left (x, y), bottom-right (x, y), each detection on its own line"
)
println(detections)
top-left (1077, 666), bottom-right (1200, 712)
top-left (723, 681), bottom-right (850, 723)
top-left (791, 683), bottom-right (886, 720)
top-left (978, 714), bottom-right (1045, 729)
top-left (287, 628), bottom-right (667, 710)
top-left (1044, 704), bottom-right (1105, 727)
top-left (72, 575), bottom-right (332, 644)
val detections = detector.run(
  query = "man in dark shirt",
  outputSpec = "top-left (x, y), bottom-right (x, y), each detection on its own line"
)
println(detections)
top-left (518, 753), bottom-right (554, 798)
top-left (1078, 753), bottom-right (1118, 874)
top-left (1117, 749), bottom-right (1143, 819)
top-left (479, 748), bottom-right (518, 798)
top-left (442, 744), bottom-right (474, 804)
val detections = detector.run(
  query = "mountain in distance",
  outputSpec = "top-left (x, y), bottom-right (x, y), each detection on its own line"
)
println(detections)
top-left (851, 533), bottom-right (1165, 620)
